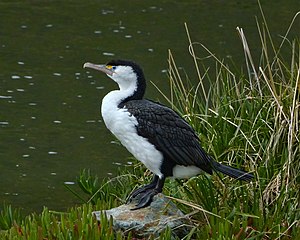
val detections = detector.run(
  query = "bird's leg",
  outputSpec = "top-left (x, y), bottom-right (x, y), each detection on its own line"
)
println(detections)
top-left (126, 175), bottom-right (159, 203)
top-left (131, 175), bottom-right (166, 210)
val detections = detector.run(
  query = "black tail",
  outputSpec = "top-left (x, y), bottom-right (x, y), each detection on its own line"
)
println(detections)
top-left (213, 162), bottom-right (254, 182)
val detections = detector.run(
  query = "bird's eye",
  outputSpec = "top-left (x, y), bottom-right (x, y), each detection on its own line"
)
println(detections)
top-left (106, 65), bottom-right (117, 71)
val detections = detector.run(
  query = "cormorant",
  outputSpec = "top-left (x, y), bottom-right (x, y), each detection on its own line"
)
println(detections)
top-left (83, 59), bottom-right (254, 210)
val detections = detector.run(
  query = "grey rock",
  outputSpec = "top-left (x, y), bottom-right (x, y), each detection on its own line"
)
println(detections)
top-left (93, 193), bottom-right (193, 238)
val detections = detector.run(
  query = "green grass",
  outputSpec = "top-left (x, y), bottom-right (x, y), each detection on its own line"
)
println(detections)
top-left (1, 7), bottom-right (299, 240)
top-left (155, 11), bottom-right (299, 238)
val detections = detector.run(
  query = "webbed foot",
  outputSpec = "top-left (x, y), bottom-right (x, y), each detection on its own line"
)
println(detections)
top-left (126, 175), bottom-right (165, 210)
top-left (130, 188), bottom-right (160, 210)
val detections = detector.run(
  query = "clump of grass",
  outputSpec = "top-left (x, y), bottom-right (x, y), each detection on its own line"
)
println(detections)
top-left (0, 202), bottom-right (174, 239)
top-left (0, 204), bottom-right (23, 231)
top-left (152, 9), bottom-right (299, 239)
top-left (0, 204), bottom-right (132, 239)
top-left (64, 164), bottom-right (150, 208)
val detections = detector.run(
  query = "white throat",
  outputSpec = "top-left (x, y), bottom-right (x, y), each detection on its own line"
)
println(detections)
top-left (107, 65), bottom-right (138, 92)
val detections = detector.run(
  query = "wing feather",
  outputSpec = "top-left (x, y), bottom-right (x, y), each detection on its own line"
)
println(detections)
top-left (123, 99), bottom-right (213, 174)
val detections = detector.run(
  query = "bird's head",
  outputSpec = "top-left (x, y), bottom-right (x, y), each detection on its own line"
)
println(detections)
top-left (83, 60), bottom-right (146, 96)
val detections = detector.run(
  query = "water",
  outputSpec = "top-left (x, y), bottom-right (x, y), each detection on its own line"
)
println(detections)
top-left (0, 1), bottom-right (299, 213)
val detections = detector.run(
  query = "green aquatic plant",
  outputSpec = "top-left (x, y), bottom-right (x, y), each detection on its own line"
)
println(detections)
top-left (0, 204), bottom-right (23, 231)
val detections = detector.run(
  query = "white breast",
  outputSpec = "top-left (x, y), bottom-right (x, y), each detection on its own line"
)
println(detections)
top-left (101, 91), bottom-right (163, 178)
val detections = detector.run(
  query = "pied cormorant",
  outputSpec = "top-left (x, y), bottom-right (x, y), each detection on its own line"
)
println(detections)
top-left (83, 60), bottom-right (254, 210)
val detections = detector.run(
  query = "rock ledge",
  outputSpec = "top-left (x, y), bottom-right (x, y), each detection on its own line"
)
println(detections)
top-left (93, 193), bottom-right (192, 238)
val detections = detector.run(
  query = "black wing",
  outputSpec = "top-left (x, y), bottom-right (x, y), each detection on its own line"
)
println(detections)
top-left (123, 99), bottom-right (213, 174)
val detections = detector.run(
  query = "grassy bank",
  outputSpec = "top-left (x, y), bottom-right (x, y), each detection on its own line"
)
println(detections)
top-left (1, 11), bottom-right (299, 240)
